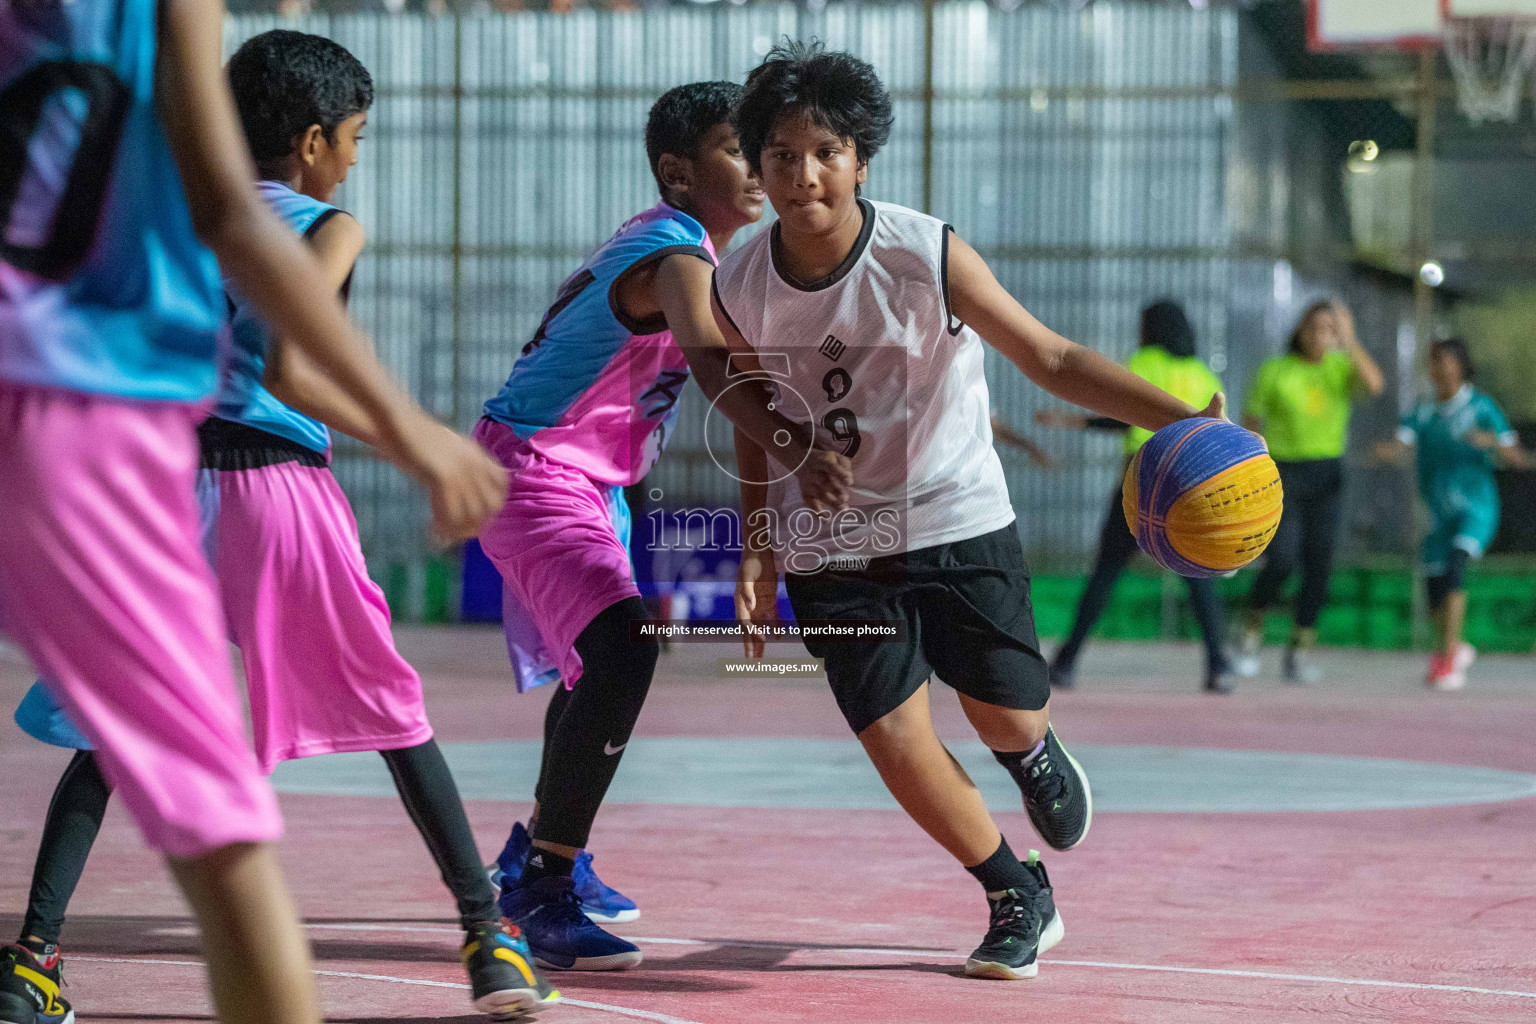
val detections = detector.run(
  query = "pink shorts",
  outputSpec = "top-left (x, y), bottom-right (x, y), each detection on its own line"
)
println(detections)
top-left (0, 384), bottom-right (282, 859)
top-left (475, 418), bottom-right (638, 689)
top-left (204, 462), bottom-right (432, 772)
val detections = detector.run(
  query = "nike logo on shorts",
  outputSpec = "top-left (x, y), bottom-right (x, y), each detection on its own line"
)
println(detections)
top-left (604, 740), bottom-right (627, 756)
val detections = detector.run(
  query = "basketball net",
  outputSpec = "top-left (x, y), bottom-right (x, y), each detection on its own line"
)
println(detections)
top-left (1443, 16), bottom-right (1536, 122)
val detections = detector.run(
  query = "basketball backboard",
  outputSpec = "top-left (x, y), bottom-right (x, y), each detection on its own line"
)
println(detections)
top-left (1307, 0), bottom-right (1444, 51)
top-left (1309, 0), bottom-right (1536, 52)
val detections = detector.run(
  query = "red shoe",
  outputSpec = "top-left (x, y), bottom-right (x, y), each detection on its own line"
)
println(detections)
top-left (1425, 654), bottom-right (1465, 692)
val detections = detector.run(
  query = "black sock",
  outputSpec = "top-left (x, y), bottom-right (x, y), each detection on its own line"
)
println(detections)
top-left (965, 836), bottom-right (1036, 896)
top-left (19, 937), bottom-right (55, 958)
top-left (992, 739), bottom-right (1046, 791)
top-left (23, 750), bottom-right (112, 947)
top-left (379, 740), bottom-right (501, 930)
top-left (519, 847), bottom-right (575, 886)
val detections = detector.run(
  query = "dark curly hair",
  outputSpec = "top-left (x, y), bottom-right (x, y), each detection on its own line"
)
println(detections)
top-left (1140, 299), bottom-right (1197, 359)
top-left (645, 81), bottom-right (744, 202)
top-left (733, 40), bottom-right (894, 178)
top-left (226, 30), bottom-right (373, 180)
top-left (1430, 337), bottom-right (1474, 381)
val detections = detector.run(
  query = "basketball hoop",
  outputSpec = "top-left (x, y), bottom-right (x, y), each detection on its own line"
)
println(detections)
top-left (1443, 14), bottom-right (1536, 122)
top-left (1442, 1), bottom-right (1536, 122)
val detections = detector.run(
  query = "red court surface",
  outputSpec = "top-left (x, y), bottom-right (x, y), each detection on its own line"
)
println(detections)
top-left (2, 629), bottom-right (1534, 1024)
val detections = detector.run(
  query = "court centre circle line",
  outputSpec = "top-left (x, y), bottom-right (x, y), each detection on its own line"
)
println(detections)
top-left (69, 955), bottom-right (709, 1024)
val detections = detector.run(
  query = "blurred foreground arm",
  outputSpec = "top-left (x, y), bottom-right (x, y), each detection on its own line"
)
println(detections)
top-left (157, 0), bottom-right (504, 539)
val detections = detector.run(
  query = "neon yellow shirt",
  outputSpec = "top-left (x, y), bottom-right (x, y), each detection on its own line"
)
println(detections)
top-left (1124, 346), bottom-right (1223, 454)
top-left (1245, 351), bottom-right (1356, 461)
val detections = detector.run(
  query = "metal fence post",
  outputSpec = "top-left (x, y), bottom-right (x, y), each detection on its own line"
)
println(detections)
top-left (1408, 47), bottom-right (1438, 650)
top-left (450, 14), bottom-right (465, 430)
top-left (921, 0), bottom-right (936, 214)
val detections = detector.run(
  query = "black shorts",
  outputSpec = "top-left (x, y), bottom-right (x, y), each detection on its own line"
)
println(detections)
top-left (784, 524), bottom-right (1050, 735)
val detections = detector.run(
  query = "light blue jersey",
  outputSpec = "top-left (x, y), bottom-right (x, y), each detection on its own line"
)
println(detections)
top-left (481, 202), bottom-right (713, 486)
top-left (213, 180), bottom-right (337, 453)
top-left (0, 0), bottom-right (224, 401)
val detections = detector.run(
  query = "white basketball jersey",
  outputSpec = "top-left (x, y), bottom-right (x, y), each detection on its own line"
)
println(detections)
top-left (712, 199), bottom-right (1014, 569)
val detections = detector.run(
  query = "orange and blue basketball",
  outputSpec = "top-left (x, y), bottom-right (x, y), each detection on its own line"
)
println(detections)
top-left (1122, 418), bottom-right (1283, 578)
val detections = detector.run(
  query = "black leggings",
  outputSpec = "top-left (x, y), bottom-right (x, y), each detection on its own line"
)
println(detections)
top-left (531, 596), bottom-right (658, 851)
top-left (21, 751), bottom-right (110, 945)
top-left (1427, 549), bottom-right (1471, 610)
top-left (21, 739), bottom-right (499, 943)
top-left (1054, 482), bottom-right (1229, 675)
top-left (1247, 458), bottom-right (1344, 631)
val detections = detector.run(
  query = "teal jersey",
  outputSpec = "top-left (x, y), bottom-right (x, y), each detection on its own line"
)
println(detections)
top-left (214, 180), bottom-right (336, 453)
top-left (1398, 385), bottom-right (1516, 522)
top-left (0, 0), bottom-right (224, 401)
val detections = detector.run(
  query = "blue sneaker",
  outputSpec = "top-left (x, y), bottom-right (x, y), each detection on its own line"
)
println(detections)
top-left (573, 850), bottom-right (640, 924)
top-left (486, 821), bottom-right (533, 893)
top-left (488, 822), bottom-right (640, 924)
top-left (498, 875), bottom-right (643, 972)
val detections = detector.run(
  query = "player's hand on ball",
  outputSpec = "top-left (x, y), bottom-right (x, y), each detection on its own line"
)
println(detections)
top-left (1196, 392), bottom-right (1228, 422)
top-left (797, 449), bottom-right (853, 513)
top-left (735, 550), bottom-right (780, 659)
top-left (402, 417), bottom-right (509, 542)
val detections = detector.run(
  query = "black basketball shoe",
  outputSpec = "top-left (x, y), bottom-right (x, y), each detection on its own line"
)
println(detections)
top-left (964, 853), bottom-right (1064, 980)
top-left (1015, 726), bottom-right (1092, 851)
top-left (461, 921), bottom-right (561, 1018)
top-left (0, 943), bottom-right (72, 1024)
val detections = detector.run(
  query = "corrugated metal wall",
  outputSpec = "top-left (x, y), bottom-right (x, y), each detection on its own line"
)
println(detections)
top-left (224, 3), bottom-right (1244, 585)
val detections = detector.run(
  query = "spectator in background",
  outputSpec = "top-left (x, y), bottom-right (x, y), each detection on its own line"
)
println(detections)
top-left (1374, 338), bottom-right (1530, 691)
top-left (1035, 300), bottom-right (1235, 693)
top-left (1234, 299), bottom-right (1384, 684)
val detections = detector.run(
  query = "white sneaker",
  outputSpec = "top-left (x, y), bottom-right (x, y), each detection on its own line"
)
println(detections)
top-left (1233, 630), bottom-right (1262, 678)
top-left (1452, 642), bottom-right (1477, 673)
top-left (1281, 647), bottom-right (1322, 685)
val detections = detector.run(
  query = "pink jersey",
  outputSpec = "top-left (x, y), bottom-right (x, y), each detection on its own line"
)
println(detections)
top-left (481, 203), bottom-right (714, 486)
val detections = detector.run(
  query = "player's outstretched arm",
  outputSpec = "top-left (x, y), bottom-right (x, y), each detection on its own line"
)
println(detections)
top-left (947, 231), bottom-right (1221, 431)
top-left (156, 0), bottom-right (504, 540)
top-left (989, 415), bottom-right (1054, 467)
top-left (263, 213), bottom-right (383, 448)
top-left (652, 254), bottom-right (852, 512)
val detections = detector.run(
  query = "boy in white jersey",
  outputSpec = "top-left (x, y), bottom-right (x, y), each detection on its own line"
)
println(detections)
top-left (718, 42), bottom-right (1225, 980)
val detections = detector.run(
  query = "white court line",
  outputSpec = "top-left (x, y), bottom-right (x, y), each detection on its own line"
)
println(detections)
top-left (307, 923), bottom-right (948, 958)
top-left (70, 955), bottom-right (708, 1024)
top-left (300, 922), bottom-right (1536, 1001)
top-left (1043, 959), bottom-right (1536, 1001)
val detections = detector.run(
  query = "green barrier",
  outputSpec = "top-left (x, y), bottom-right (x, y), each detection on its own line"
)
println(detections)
top-left (378, 554), bottom-right (459, 625)
top-left (1028, 561), bottom-right (1535, 653)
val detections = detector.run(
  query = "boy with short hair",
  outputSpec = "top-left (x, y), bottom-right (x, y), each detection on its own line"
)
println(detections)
top-left (0, 4), bottom-right (507, 1022)
top-left (2, 25), bottom-right (548, 1023)
top-left (479, 80), bottom-right (850, 971)
top-left (719, 42), bottom-right (1226, 980)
